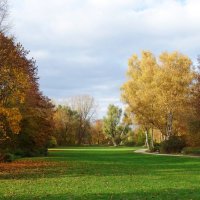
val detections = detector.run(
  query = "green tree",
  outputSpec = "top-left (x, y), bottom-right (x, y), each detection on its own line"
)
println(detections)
top-left (103, 104), bottom-right (122, 146)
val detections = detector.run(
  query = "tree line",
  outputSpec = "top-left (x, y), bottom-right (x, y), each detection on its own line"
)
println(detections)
top-left (0, 0), bottom-right (200, 161)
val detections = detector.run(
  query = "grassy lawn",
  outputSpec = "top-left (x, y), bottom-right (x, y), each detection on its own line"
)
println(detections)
top-left (0, 147), bottom-right (200, 200)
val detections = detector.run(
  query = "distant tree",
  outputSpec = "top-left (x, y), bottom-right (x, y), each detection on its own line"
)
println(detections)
top-left (103, 104), bottom-right (122, 146)
top-left (53, 105), bottom-right (79, 145)
top-left (90, 120), bottom-right (107, 145)
top-left (69, 95), bottom-right (97, 145)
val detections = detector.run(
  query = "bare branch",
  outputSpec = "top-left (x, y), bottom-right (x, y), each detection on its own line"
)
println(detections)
top-left (0, 0), bottom-right (9, 33)
top-left (69, 95), bottom-right (97, 122)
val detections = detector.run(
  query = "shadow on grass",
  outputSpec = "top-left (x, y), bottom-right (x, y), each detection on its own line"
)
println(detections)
top-left (1, 188), bottom-right (200, 200)
top-left (0, 150), bottom-right (200, 180)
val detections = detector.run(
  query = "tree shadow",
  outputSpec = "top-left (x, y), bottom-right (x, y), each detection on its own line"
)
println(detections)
top-left (1, 188), bottom-right (200, 200)
top-left (0, 150), bottom-right (200, 180)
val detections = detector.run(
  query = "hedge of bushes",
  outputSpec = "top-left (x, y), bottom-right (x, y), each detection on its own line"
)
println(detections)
top-left (182, 147), bottom-right (200, 155)
top-left (159, 136), bottom-right (186, 154)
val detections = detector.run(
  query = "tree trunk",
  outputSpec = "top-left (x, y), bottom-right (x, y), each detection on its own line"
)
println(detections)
top-left (77, 126), bottom-right (83, 145)
top-left (144, 129), bottom-right (150, 150)
top-left (160, 133), bottom-right (163, 142)
top-left (97, 131), bottom-right (100, 145)
top-left (151, 128), bottom-right (154, 148)
top-left (166, 111), bottom-right (173, 139)
top-left (112, 138), bottom-right (117, 147)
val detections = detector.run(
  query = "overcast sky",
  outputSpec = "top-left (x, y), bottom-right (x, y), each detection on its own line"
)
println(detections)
top-left (9, 0), bottom-right (200, 118)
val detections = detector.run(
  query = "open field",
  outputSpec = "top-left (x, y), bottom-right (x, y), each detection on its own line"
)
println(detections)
top-left (0, 147), bottom-right (200, 200)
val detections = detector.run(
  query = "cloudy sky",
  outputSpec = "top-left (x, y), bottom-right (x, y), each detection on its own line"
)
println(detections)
top-left (9, 0), bottom-right (200, 117)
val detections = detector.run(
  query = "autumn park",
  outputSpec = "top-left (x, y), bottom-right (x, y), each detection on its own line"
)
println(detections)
top-left (0, 0), bottom-right (200, 199)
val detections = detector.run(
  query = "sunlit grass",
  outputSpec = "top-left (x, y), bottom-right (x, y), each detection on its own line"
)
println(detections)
top-left (0, 147), bottom-right (200, 200)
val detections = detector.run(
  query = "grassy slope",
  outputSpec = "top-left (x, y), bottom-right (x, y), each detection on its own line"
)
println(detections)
top-left (0, 146), bottom-right (200, 200)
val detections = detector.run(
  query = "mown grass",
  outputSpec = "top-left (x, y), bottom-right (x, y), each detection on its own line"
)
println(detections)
top-left (0, 146), bottom-right (200, 200)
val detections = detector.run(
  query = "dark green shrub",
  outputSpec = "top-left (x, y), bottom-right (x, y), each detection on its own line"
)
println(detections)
top-left (160, 136), bottom-right (186, 154)
top-left (149, 143), bottom-right (160, 152)
top-left (182, 147), bottom-right (200, 155)
top-left (31, 148), bottom-right (47, 157)
top-left (124, 141), bottom-right (136, 146)
top-left (2, 153), bottom-right (15, 162)
top-left (14, 149), bottom-right (26, 157)
top-left (0, 149), bottom-right (15, 162)
top-left (48, 136), bottom-right (58, 148)
top-left (40, 148), bottom-right (48, 156)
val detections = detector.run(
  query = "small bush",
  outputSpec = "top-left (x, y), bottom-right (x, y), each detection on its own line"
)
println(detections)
top-left (4, 153), bottom-right (15, 162)
top-left (160, 136), bottom-right (186, 154)
top-left (40, 148), bottom-right (48, 156)
top-left (24, 147), bottom-right (48, 157)
top-left (124, 141), bottom-right (136, 146)
top-left (149, 143), bottom-right (160, 152)
top-left (1, 153), bottom-right (15, 162)
top-left (14, 149), bottom-right (26, 157)
top-left (48, 136), bottom-right (58, 148)
top-left (182, 147), bottom-right (200, 155)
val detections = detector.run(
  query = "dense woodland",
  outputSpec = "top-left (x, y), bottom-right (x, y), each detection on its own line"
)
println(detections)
top-left (0, 0), bottom-right (200, 162)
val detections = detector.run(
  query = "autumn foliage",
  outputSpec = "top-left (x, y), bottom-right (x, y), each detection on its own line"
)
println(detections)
top-left (0, 33), bottom-right (54, 160)
top-left (1, 0), bottom-right (200, 160)
top-left (121, 51), bottom-right (200, 150)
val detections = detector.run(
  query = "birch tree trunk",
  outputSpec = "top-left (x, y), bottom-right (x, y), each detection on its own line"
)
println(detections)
top-left (145, 129), bottom-right (150, 150)
top-left (112, 138), bottom-right (117, 147)
top-left (166, 111), bottom-right (173, 139)
top-left (151, 128), bottom-right (154, 148)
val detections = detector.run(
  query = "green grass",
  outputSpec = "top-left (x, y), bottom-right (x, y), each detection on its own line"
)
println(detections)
top-left (0, 146), bottom-right (200, 200)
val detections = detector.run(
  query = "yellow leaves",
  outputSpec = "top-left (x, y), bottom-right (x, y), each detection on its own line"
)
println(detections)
top-left (121, 51), bottom-right (195, 135)
top-left (0, 65), bottom-right (29, 105)
top-left (0, 37), bottom-right (32, 137)
top-left (0, 105), bottom-right (22, 134)
top-left (155, 52), bottom-right (193, 112)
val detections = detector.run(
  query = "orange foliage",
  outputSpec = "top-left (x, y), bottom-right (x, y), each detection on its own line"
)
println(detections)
top-left (0, 160), bottom-right (66, 178)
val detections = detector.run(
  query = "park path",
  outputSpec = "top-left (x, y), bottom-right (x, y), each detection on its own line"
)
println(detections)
top-left (134, 148), bottom-right (200, 158)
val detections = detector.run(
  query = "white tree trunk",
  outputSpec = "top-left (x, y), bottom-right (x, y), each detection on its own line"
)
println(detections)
top-left (166, 112), bottom-right (173, 139)
top-left (112, 138), bottom-right (117, 147)
top-left (145, 129), bottom-right (150, 150)
top-left (151, 128), bottom-right (154, 148)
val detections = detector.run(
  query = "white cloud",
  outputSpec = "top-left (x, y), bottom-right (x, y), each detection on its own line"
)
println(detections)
top-left (30, 50), bottom-right (49, 60)
top-left (9, 0), bottom-right (200, 117)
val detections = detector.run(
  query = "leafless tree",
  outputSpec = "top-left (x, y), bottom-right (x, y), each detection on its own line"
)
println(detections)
top-left (0, 0), bottom-right (9, 33)
top-left (70, 95), bottom-right (97, 122)
top-left (69, 95), bottom-right (97, 144)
